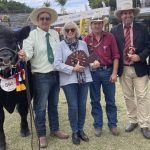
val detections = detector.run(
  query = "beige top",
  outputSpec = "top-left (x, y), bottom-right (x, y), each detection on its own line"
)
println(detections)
top-left (23, 27), bottom-right (60, 73)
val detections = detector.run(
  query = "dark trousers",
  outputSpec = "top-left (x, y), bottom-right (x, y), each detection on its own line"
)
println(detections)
top-left (90, 67), bottom-right (117, 129)
top-left (33, 71), bottom-right (60, 137)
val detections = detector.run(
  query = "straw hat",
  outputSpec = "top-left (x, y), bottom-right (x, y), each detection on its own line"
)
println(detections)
top-left (114, 2), bottom-right (140, 19)
top-left (30, 7), bottom-right (58, 25)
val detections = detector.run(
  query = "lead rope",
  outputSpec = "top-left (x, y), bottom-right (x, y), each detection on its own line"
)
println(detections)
top-left (17, 44), bottom-right (40, 150)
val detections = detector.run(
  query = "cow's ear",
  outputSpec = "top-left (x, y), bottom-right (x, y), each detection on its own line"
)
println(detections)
top-left (16, 26), bottom-right (31, 42)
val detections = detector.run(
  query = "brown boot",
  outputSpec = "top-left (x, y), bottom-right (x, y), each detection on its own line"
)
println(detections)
top-left (50, 130), bottom-right (69, 139)
top-left (39, 136), bottom-right (47, 148)
top-left (110, 127), bottom-right (119, 136)
top-left (94, 128), bottom-right (102, 137)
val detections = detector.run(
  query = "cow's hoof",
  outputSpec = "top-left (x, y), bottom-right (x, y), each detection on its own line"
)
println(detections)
top-left (0, 133), bottom-right (6, 150)
top-left (20, 128), bottom-right (30, 137)
top-left (20, 124), bottom-right (30, 137)
top-left (0, 144), bottom-right (6, 150)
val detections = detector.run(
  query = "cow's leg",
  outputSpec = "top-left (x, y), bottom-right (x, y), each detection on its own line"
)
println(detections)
top-left (17, 97), bottom-right (30, 137)
top-left (0, 104), bottom-right (6, 150)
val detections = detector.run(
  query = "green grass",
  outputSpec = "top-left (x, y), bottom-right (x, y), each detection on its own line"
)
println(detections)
top-left (4, 81), bottom-right (150, 150)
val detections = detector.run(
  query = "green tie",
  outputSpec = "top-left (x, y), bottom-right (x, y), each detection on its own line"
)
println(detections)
top-left (45, 32), bottom-right (54, 64)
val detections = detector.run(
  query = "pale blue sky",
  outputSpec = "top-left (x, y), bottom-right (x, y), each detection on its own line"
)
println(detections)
top-left (15, 0), bottom-right (90, 13)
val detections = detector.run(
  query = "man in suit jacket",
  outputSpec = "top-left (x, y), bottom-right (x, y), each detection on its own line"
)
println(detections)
top-left (111, 2), bottom-right (150, 139)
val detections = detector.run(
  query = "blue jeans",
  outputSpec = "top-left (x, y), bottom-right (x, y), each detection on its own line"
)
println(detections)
top-left (90, 67), bottom-right (117, 129)
top-left (62, 83), bottom-right (89, 133)
top-left (33, 72), bottom-right (60, 137)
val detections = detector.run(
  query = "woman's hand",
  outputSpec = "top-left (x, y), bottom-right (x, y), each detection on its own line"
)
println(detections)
top-left (73, 61), bottom-right (85, 72)
top-left (18, 50), bottom-right (27, 60)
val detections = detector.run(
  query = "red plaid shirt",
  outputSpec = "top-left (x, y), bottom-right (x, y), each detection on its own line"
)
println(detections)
top-left (83, 32), bottom-right (120, 65)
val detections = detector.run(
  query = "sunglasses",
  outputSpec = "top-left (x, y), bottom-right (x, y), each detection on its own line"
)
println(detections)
top-left (65, 28), bottom-right (76, 33)
top-left (39, 17), bottom-right (51, 21)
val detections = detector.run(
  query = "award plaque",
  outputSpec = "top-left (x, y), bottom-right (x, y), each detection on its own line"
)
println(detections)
top-left (65, 50), bottom-right (99, 67)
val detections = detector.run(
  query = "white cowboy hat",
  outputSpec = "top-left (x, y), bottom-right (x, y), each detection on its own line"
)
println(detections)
top-left (114, 2), bottom-right (140, 19)
top-left (90, 13), bottom-right (104, 23)
top-left (29, 7), bottom-right (58, 25)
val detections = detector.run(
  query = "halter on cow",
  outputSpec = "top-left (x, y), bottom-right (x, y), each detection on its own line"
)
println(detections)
top-left (0, 25), bottom-right (33, 150)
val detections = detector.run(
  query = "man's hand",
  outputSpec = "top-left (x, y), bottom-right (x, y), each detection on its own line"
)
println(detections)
top-left (128, 54), bottom-right (140, 62)
top-left (90, 60), bottom-right (100, 69)
top-left (73, 61), bottom-right (85, 72)
top-left (18, 50), bottom-right (27, 60)
top-left (110, 73), bottom-right (117, 83)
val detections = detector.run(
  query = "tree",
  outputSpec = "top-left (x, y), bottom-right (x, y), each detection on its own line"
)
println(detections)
top-left (88, 0), bottom-right (108, 9)
top-left (0, 0), bottom-right (32, 13)
top-left (55, 0), bottom-right (68, 14)
top-left (88, 0), bottom-right (116, 10)
top-left (133, 0), bottom-right (141, 7)
top-left (43, 0), bottom-right (50, 7)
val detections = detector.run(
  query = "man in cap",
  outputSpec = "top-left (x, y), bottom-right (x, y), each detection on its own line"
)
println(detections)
top-left (83, 14), bottom-right (120, 137)
top-left (111, 2), bottom-right (150, 139)
top-left (18, 7), bottom-right (69, 148)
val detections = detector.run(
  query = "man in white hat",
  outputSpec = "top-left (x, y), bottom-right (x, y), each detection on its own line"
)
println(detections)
top-left (111, 2), bottom-right (150, 139)
top-left (18, 7), bottom-right (69, 148)
top-left (83, 14), bottom-right (120, 137)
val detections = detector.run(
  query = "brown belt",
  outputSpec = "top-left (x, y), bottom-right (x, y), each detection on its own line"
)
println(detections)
top-left (124, 64), bottom-right (134, 66)
top-left (33, 71), bottom-right (58, 76)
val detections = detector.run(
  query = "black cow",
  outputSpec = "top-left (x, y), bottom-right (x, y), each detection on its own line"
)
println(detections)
top-left (0, 25), bottom-right (33, 150)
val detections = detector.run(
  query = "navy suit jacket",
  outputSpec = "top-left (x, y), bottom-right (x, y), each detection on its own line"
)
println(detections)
top-left (111, 22), bottom-right (150, 77)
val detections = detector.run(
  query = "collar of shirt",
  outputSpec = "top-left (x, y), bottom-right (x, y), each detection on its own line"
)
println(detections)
top-left (123, 23), bottom-right (133, 30)
top-left (37, 27), bottom-right (51, 37)
top-left (89, 31), bottom-right (107, 41)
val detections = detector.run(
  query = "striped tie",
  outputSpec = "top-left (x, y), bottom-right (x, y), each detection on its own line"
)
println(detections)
top-left (124, 26), bottom-right (131, 50)
top-left (124, 26), bottom-right (131, 63)
top-left (45, 33), bottom-right (54, 64)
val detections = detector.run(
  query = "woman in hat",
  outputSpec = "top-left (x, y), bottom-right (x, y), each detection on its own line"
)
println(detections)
top-left (54, 21), bottom-right (92, 145)
top-left (18, 7), bottom-right (69, 148)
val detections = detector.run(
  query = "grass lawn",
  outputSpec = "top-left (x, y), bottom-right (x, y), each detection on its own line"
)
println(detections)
top-left (4, 81), bottom-right (150, 150)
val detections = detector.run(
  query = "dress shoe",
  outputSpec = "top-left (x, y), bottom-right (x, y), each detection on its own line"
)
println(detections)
top-left (141, 127), bottom-right (150, 139)
top-left (110, 127), bottom-right (119, 136)
top-left (125, 123), bottom-right (138, 132)
top-left (50, 130), bottom-right (69, 139)
top-left (72, 132), bottom-right (80, 145)
top-left (78, 130), bottom-right (89, 142)
top-left (39, 136), bottom-right (47, 148)
top-left (94, 128), bottom-right (102, 137)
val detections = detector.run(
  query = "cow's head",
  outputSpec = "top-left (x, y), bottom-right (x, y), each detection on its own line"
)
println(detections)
top-left (0, 25), bottom-right (30, 76)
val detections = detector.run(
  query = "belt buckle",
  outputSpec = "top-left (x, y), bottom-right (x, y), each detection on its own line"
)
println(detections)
top-left (103, 66), bottom-right (107, 69)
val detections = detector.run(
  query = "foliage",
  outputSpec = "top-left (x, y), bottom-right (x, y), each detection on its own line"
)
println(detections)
top-left (0, 0), bottom-right (32, 13)
top-left (133, 0), bottom-right (141, 7)
top-left (55, 0), bottom-right (68, 14)
top-left (43, 0), bottom-right (50, 7)
top-left (88, 0), bottom-right (113, 8)
top-left (55, 0), bottom-right (68, 6)
top-left (88, 0), bottom-right (141, 11)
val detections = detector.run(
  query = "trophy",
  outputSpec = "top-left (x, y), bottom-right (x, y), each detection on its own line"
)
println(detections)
top-left (65, 50), bottom-right (100, 67)
top-left (127, 46), bottom-right (136, 58)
